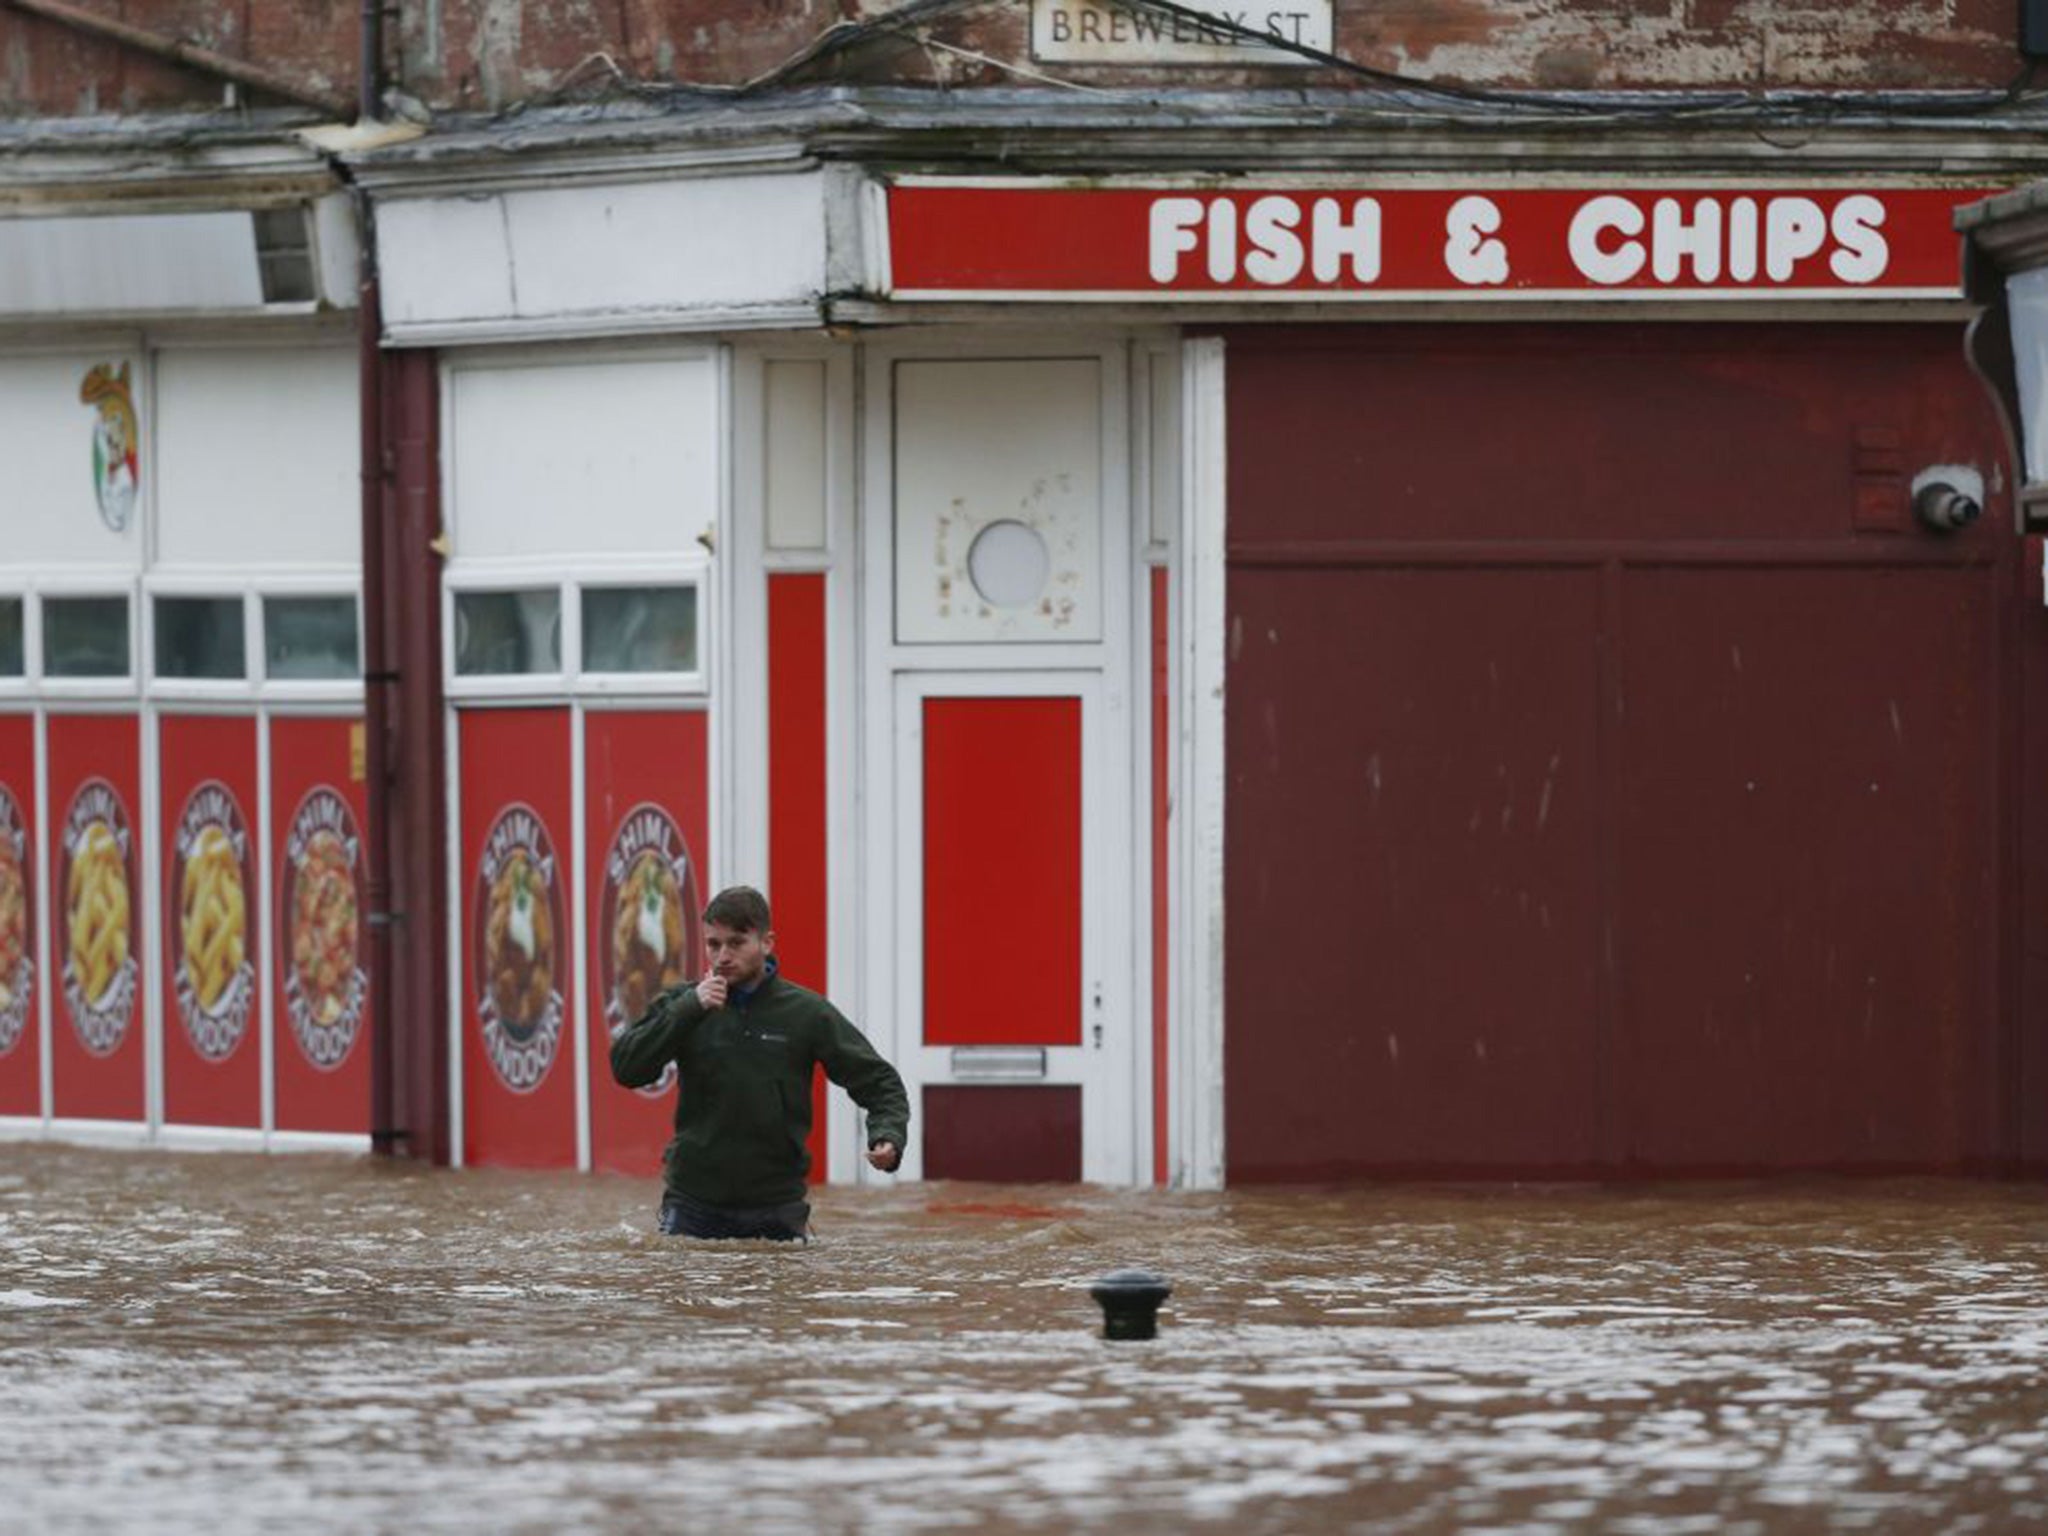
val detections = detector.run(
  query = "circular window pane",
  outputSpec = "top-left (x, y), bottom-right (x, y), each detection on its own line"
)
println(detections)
top-left (967, 520), bottom-right (1051, 609)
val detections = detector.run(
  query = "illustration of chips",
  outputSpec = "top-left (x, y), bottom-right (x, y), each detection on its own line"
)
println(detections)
top-left (66, 819), bottom-right (130, 1007)
top-left (178, 823), bottom-right (248, 1014)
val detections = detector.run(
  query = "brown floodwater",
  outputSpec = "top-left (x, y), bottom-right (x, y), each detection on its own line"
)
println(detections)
top-left (4, 1144), bottom-right (2048, 1534)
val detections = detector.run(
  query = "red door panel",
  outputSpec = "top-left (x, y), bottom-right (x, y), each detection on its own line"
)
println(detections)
top-left (270, 716), bottom-right (372, 1136)
top-left (1617, 566), bottom-right (1998, 1169)
top-left (923, 696), bottom-right (1082, 1048)
top-left (459, 708), bottom-right (576, 1170)
top-left (924, 1084), bottom-right (1081, 1182)
top-left (583, 708), bottom-right (708, 1177)
top-left (1223, 322), bottom-right (2023, 1177)
top-left (47, 713), bottom-right (144, 1123)
top-left (160, 714), bottom-right (261, 1129)
top-left (769, 573), bottom-right (831, 1178)
top-left (0, 714), bottom-right (38, 1117)
top-left (1226, 566), bottom-right (1604, 1177)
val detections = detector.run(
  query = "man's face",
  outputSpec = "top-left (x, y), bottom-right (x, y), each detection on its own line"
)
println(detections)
top-left (704, 920), bottom-right (774, 988)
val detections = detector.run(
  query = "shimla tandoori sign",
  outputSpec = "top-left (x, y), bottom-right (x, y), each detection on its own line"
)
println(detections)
top-left (882, 181), bottom-right (2000, 300)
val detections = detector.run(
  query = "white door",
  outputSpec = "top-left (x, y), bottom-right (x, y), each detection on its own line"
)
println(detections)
top-left (861, 346), bottom-right (1140, 1184)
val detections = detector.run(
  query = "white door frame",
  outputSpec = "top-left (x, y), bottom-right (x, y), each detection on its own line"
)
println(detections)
top-left (888, 670), bottom-right (1136, 1183)
top-left (857, 333), bottom-right (1143, 1185)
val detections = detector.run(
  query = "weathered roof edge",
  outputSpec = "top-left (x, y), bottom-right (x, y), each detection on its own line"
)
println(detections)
top-left (332, 83), bottom-right (2048, 188)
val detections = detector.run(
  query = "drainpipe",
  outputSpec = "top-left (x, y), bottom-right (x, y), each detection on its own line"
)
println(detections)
top-left (358, 190), bottom-right (401, 1157)
top-left (360, 0), bottom-right (382, 123)
top-left (358, 0), bottom-right (395, 1154)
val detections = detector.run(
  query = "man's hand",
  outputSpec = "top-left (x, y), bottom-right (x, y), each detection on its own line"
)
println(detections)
top-left (867, 1141), bottom-right (901, 1173)
top-left (696, 975), bottom-right (728, 1011)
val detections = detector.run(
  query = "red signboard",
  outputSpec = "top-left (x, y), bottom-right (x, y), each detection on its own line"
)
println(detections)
top-left (460, 708), bottom-right (576, 1170)
top-left (886, 182), bottom-right (1996, 299)
top-left (47, 713), bottom-right (143, 1123)
top-left (270, 716), bottom-right (372, 1136)
top-left (584, 708), bottom-right (709, 1177)
top-left (0, 714), bottom-right (37, 1118)
top-left (160, 714), bottom-right (261, 1128)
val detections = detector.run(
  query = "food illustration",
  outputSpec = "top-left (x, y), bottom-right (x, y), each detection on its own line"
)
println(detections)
top-left (67, 818), bottom-right (130, 1007)
top-left (170, 782), bottom-right (255, 1061)
top-left (59, 779), bottom-right (136, 1054)
top-left (281, 786), bottom-right (367, 1070)
top-left (596, 804), bottom-right (698, 1098)
top-left (290, 828), bottom-right (360, 1027)
top-left (486, 848), bottom-right (554, 1031)
top-left (179, 824), bottom-right (247, 1013)
top-left (475, 803), bottom-right (566, 1094)
top-left (0, 789), bottom-right (29, 1055)
top-left (611, 848), bottom-right (687, 1025)
top-left (0, 837), bottom-right (22, 1001)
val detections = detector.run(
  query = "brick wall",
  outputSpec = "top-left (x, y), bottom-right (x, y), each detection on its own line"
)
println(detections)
top-left (0, 1), bottom-right (2024, 119)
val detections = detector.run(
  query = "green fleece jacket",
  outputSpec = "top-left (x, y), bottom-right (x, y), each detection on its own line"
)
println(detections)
top-left (609, 967), bottom-right (910, 1208)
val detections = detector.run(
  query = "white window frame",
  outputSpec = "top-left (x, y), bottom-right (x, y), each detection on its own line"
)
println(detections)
top-left (143, 576), bottom-right (257, 704)
top-left (32, 577), bottom-right (141, 702)
top-left (140, 572), bottom-right (368, 707)
top-left (442, 555), bottom-right (710, 703)
top-left (253, 575), bottom-right (366, 705)
top-left (0, 582), bottom-right (30, 702)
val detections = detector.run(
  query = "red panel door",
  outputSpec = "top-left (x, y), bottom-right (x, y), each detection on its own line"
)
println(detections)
top-left (875, 345), bottom-right (1139, 1185)
top-left (583, 708), bottom-right (707, 1177)
top-left (160, 714), bottom-right (261, 1129)
top-left (1223, 322), bottom-right (2031, 1178)
top-left (0, 714), bottom-right (38, 1117)
top-left (459, 707), bottom-right (576, 1169)
top-left (907, 682), bottom-right (1117, 1183)
top-left (270, 716), bottom-right (372, 1136)
top-left (47, 713), bottom-right (144, 1123)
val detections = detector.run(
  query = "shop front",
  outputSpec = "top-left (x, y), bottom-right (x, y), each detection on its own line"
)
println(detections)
top-left (875, 172), bottom-right (2048, 1179)
top-left (0, 158), bottom-right (371, 1148)
top-left (352, 115), bottom-right (2046, 1184)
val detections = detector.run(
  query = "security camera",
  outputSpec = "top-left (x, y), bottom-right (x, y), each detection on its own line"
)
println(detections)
top-left (1914, 481), bottom-right (1982, 533)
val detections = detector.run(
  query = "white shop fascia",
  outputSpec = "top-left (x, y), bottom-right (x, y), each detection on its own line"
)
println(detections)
top-left (355, 141), bottom-right (870, 348)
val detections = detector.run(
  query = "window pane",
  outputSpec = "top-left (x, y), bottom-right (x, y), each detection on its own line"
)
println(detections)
top-left (43, 596), bottom-right (130, 678)
top-left (0, 598), bottom-right (21, 676)
top-left (582, 585), bottom-right (698, 674)
top-left (454, 589), bottom-right (559, 676)
top-left (154, 596), bottom-right (246, 680)
top-left (264, 596), bottom-right (359, 681)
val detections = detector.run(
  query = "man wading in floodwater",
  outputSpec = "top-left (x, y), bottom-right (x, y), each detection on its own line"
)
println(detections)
top-left (610, 885), bottom-right (909, 1240)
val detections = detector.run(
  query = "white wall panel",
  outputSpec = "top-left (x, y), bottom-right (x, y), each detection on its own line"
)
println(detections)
top-left (0, 213), bottom-right (263, 315)
top-left (893, 358), bottom-right (1104, 644)
top-left (448, 354), bottom-right (720, 560)
top-left (154, 347), bottom-right (362, 570)
top-left (764, 359), bottom-right (828, 552)
top-left (507, 177), bottom-right (827, 315)
top-left (0, 352), bottom-right (146, 571)
top-left (376, 196), bottom-right (515, 328)
top-left (377, 173), bottom-right (829, 337)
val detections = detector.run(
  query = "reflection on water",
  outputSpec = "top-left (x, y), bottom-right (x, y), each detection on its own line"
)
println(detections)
top-left (4, 1145), bottom-right (2048, 1534)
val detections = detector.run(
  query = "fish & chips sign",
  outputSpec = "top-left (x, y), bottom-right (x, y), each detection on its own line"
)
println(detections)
top-left (883, 182), bottom-right (1992, 299)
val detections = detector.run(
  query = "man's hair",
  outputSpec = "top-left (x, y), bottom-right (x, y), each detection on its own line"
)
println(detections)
top-left (703, 885), bottom-right (772, 934)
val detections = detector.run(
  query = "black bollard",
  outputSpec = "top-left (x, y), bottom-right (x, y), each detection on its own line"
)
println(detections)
top-left (1090, 1268), bottom-right (1171, 1340)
